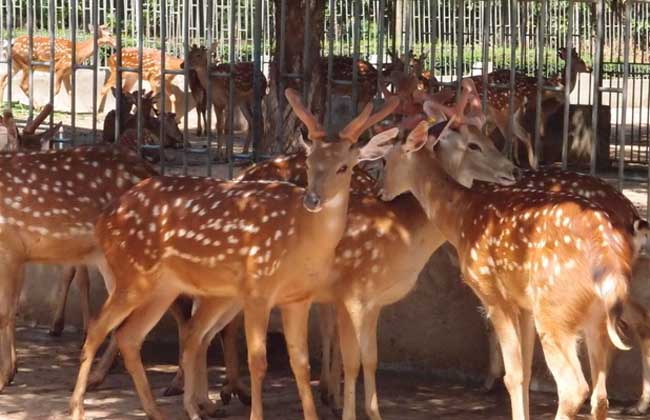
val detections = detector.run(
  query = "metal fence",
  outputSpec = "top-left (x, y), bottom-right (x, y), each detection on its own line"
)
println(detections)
top-left (0, 0), bottom-right (648, 217)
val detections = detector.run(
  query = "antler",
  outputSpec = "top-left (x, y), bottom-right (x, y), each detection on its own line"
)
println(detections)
top-left (285, 88), bottom-right (327, 141)
top-left (339, 96), bottom-right (399, 143)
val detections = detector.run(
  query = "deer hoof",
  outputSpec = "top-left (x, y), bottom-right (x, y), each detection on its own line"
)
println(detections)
top-left (198, 400), bottom-right (227, 418)
top-left (219, 389), bottom-right (232, 406)
top-left (236, 387), bottom-right (251, 406)
top-left (162, 384), bottom-right (184, 397)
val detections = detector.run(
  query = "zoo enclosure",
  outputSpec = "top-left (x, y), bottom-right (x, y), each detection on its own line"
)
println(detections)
top-left (0, 0), bottom-right (648, 216)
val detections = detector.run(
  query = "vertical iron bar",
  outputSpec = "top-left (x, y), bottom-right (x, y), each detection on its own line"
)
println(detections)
top-left (206, 0), bottom-right (213, 176)
top-left (91, 0), bottom-right (98, 143)
top-left (618, 2), bottom-right (630, 190)
top-left (6, 0), bottom-right (12, 106)
top-left (252, 0), bottom-right (262, 161)
top-left (534, 0), bottom-right (547, 163)
top-left (326, 0), bottom-right (335, 129)
top-left (376, 0), bottom-right (386, 98)
top-left (277, 0), bottom-right (287, 148)
top-left (136, 0), bottom-right (143, 153)
top-left (183, 0), bottom-right (189, 175)
top-left (561, 0), bottom-right (574, 169)
top-left (403, 0), bottom-right (411, 74)
top-left (506, 0), bottom-right (517, 156)
top-left (352, 0), bottom-right (360, 114)
top-left (28, 0), bottom-right (34, 119)
top-left (227, 0), bottom-right (235, 179)
top-left (456, 0), bottom-right (465, 95)
top-left (430, 0), bottom-right (437, 92)
top-left (48, 0), bottom-right (55, 127)
top-left (115, 0), bottom-right (123, 144)
top-left (301, 0), bottom-right (310, 102)
top-left (590, 0), bottom-right (604, 175)
top-left (160, 0), bottom-right (167, 173)
top-left (70, 0), bottom-right (77, 142)
top-left (481, 0), bottom-right (490, 116)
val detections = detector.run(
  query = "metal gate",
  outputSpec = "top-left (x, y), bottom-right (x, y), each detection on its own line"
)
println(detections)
top-left (0, 0), bottom-right (648, 218)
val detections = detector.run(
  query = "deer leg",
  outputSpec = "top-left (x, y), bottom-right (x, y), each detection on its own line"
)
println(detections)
top-left (519, 310), bottom-right (535, 414)
top-left (244, 300), bottom-right (271, 420)
top-left (75, 266), bottom-right (91, 338)
top-left (86, 333), bottom-right (119, 391)
top-left (114, 285), bottom-right (180, 420)
top-left (584, 317), bottom-right (612, 420)
top-left (163, 296), bottom-right (193, 397)
top-left (240, 103), bottom-right (254, 154)
top-left (511, 111), bottom-right (538, 170)
top-left (488, 305), bottom-right (528, 420)
top-left (180, 297), bottom-right (239, 420)
top-left (220, 315), bottom-right (251, 406)
top-left (329, 327), bottom-right (342, 410)
top-left (360, 306), bottom-right (382, 420)
top-left (483, 321), bottom-right (504, 392)
top-left (281, 300), bottom-right (319, 420)
top-left (49, 266), bottom-right (78, 337)
top-left (537, 324), bottom-right (589, 420)
top-left (338, 304), bottom-right (361, 420)
top-left (98, 73), bottom-right (115, 113)
top-left (70, 288), bottom-right (143, 420)
top-left (626, 337), bottom-right (650, 415)
top-left (318, 303), bottom-right (336, 404)
top-left (0, 257), bottom-right (23, 392)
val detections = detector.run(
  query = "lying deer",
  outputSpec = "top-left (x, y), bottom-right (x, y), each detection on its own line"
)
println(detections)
top-left (379, 87), bottom-right (636, 420)
top-left (68, 89), bottom-right (399, 420)
top-left (0, 25), bottom-right (115, 107)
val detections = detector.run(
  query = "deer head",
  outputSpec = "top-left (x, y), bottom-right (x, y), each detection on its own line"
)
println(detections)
top-left (186, 45), bottom-right (209, 70)
top-left (88, 24), bottom-right (116, 48)
top-left (284, 88), bottom-right (399, 212)
top-left (558, 47), bottom-right (591, 73)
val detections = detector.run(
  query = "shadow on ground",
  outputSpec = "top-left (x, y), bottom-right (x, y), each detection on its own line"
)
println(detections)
top-left (0, 325), bottom-right (644, 420)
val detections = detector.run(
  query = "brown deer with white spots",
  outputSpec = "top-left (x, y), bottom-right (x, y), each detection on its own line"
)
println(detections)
top-left (68, 89), bottom-right (399, 420)
top-left (0, 25), bottom-right (115, 107)
top-left (379, 100), bottom-right (635, 420)
top-left (185, 44), bottom-right (268, 156)
top-left (98, 48), bottom-right (184, 113)
top-left (235, 118), bottom-right (517, 420)
top-left (0, 146), bottom-right (157, 392)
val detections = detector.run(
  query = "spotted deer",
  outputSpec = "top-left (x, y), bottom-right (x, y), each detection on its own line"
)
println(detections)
top-left (98, 48), bottom-right (184, 113)
top-left (234, 120), bottom-right (516, 419)
top-left (68, 89), bottom-right (399, 420)
top-left (0, 25), bottom-right (115, 107)
top-left (185, 44), bottom-right (268, 157)
top-left (0, 146), bottom-right (158, 392)
top-left (379, 96), bottom-right (635, 420)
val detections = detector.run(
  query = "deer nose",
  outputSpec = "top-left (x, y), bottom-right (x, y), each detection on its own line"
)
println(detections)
top-left (303, 191), bottom-right (322, 213)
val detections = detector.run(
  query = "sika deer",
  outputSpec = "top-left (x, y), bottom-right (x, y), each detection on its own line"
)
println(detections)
top-left (0, 25), bottom-right (115, 107)
top-left (185, 44), bottom-right (267, 156)
top-left (379, 106), bottom-right (635, 420)
top-left (69, 89), bottom-right (399, 420)
top-left (0, 146), bottom-right (157, 392)
top-left (235, 121), bottom-right (517, 419)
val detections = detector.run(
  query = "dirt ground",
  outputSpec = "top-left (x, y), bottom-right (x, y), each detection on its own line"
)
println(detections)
top-left (0, 325), bottom-right (644, 420)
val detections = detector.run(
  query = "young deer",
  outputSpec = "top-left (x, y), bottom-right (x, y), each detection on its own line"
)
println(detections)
top-left (98, 48), bottom-right (184, 113)
top-left (235, 122), bottom-right (517, 420)
top-left (0, 25), bottom-right (115, 106)
top-left (185, 44), bottom-right (268, 156)
top-left (379, 100), bottom-right (635, 420)
top-left (0, 146), bottom-right (157, 392)
top-left (68, 89), bottom-right (399, 420)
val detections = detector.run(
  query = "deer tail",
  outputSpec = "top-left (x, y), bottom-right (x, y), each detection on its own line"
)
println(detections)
top-left (594, 267), bottom-right (632, 351)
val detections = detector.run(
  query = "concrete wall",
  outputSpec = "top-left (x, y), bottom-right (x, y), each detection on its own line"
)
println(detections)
top-left (16, 245), bottom-right (650, 401)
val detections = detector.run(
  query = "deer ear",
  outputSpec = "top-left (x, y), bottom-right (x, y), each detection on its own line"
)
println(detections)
top-left (296, 130), bottom-right (312, 154)
top-left (402, 121), bottom-right (431, 153)
top-left (358, 127), bottom-right (399, 162)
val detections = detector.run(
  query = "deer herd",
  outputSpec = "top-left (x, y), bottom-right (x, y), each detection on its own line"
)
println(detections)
top-left (1, 24), bottom-right (650, 420)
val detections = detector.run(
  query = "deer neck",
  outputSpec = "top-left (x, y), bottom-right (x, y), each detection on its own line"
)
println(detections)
top-left (193, 65), bottom-right (211, 90)
top-left (299, 188), bottom-right (350, 252)
top-left (73, 38), bottom-right (98, 63)
top-left (407, 150), bottom-right (472, 248)
top-left (556, 63), bottom-right (579, 93)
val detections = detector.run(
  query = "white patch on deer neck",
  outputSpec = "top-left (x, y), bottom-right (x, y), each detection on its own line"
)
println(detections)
top-left (323, 191), bottom-right (346, 210)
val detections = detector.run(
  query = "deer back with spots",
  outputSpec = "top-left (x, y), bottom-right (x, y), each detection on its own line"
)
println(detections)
top-left (0, 146), bottom-right (156, 261)
top-left (380, 100), bottom-right (635, 419)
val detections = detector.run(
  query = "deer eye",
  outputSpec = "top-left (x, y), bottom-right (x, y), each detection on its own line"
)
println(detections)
top-left (336, 164), bottom-right (348, 174)
top-left (468, 143), bottom-right (482, 152)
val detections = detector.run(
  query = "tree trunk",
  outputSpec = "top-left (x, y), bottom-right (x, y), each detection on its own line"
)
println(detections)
top-left (263, 0), bottom-right (326, 154)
